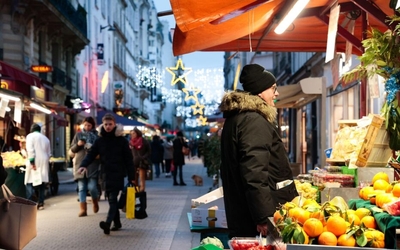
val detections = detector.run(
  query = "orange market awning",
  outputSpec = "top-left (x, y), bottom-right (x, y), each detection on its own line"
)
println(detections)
top-left (168, 0), bottom-right (396, 56)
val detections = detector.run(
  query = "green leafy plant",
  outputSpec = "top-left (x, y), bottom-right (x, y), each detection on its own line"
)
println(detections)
top-left (342, 11), bottom-right (400, 150)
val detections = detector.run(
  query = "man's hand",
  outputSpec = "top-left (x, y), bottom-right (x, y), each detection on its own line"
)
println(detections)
top-left (257, 224), bottom-right (268, 236)
top-left (77, 167), bottom-right (87, 175)
top-left (31, 164), bottom-right (37, 171)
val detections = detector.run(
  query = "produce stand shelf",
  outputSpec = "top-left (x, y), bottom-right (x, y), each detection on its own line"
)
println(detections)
top-left (348, 199), bottom-right (400, 249)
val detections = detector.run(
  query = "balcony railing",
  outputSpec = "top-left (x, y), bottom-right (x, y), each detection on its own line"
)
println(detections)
top-left (51, 66), bottom-right (72, 92)
top-left (49, 0), bottom-right (87, 37)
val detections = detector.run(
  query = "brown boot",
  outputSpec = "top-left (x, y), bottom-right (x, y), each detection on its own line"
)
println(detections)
top-left (92, 199), bottom-right (99, 213)
top-left (79, 202), bottom-right (87, 217)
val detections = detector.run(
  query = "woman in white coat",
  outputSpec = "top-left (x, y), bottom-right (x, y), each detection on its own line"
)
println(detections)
top-left (24, 123), bottom-right (51, 210)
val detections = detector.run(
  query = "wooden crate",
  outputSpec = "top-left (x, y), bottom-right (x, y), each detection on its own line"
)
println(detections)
top-left (328, 114), bottom-right (392, 168)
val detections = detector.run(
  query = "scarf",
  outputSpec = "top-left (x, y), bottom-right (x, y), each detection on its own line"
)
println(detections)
top-left (131, 137), bottom-right (143, 150)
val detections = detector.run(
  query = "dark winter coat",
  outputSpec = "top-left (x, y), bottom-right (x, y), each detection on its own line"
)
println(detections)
top-left (80, 124), bottom-right (135, 192)
top-left (150, 139), bottom-right (164, 164)
top-left (219, 90), bottom-right (298, 238)
top-left (173, 136), bottom-right (187, 166)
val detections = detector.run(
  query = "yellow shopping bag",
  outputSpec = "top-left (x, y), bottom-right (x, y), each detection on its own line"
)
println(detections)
top-left (126, 186), bottom-right (136, 219)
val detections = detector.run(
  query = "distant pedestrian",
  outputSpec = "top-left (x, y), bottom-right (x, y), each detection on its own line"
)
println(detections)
top-left (162, 137), bottom-right (173, 177)
top-left (78, 113), bottom-right (135, 234)
top-left (130, 127), bottom-right (151, 192)
top-left (24, 123), bottom-right (51, 210)
top-left (150, 135), bottom-right (164, 178)
top-left (69, 116), bottom-right (101, 217)
top-left (172, 131), bottom-right (188, 186)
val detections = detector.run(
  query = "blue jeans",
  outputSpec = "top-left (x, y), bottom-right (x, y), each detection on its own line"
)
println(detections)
top-left (153, 162), bottom-right (160, 177)
top-left (106, 190), bottom-right (120, 225)
top-left (78, 177), bottom-right (99, 202)
top-left (26, 183), bottom-right (45, 204)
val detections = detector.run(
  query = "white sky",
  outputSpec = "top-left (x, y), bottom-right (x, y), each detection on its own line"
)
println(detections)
top-left (154, 1), bottom-right (225, 70)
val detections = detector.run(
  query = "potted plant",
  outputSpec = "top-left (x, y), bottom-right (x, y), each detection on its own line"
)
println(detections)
top-left (342, 11), bottom-right (400, 150)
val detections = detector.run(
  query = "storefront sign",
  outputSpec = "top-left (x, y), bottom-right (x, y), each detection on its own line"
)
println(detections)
top-left (30, 65), bottom-right (53, 73)
top-left (0, 80), bottom-right (8, 89)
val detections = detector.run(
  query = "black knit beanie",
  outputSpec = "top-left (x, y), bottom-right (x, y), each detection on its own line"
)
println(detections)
top-left (30, 123), bottom-right (41, 133)
top-left (239, 64), bottom-right (276, 95)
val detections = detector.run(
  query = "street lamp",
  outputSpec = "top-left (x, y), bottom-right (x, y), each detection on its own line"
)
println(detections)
top-left (100, 25), bottom-right (116, 33)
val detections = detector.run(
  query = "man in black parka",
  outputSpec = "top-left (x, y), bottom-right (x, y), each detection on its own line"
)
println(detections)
top-left (220, 64), bottom-right (298, 238)
top-left (79, 113), bottom-right (135, 235)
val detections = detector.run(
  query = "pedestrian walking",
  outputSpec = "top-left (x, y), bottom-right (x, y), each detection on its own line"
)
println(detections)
top-left (172, 131), bottom-right (188, 186)
top-left (150, 135), bottom-right (164, 178)
top-left (24, 123), bottom-right (51, 210)
top-left (162, 137), bottom-right (173, 177)
top-left (220, 64), bottom-right (298, 238)
top-left (69, 116), bottom-right (101, 217)
top-left (78, 113), bottom-right (135, 234)
top-left (130, 127), bottom-right (151, 192)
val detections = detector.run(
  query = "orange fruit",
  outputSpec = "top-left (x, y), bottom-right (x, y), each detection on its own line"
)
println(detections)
top-left (303, 218), bottom-right (324, 238)
top-left (310, 210), bottom-right (327, 226)
top-left (337, 234), bottom-right (356, 247)
top-left (385, 183), bottom-right (393, 193)
top-left (373, 179), bottom-right (390, 191)
top-left (347, 213), bottom-right (360, 226)
top-left (360, 215), bottom-right (377, 229)
top-left (273, 210), bottom-right (285, 224)
top-left (372, 172), bottom-right (389, 185)
top-left (364, 230), bottom-right (385, 248)
top-left (392, 183), bottom-right (400, 197)
top-left (355, 208), bottom-right (371, 220)
top-left (359, 186), bottom-right (374, 200)
top-left (297, 209), bottom-right (310, 225)
top-left (318, 231), bottom-right (337, 246)
top-left (326, 216), bottom-right (347, 237)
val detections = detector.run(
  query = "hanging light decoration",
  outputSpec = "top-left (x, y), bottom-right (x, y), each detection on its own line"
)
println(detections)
top-left (136, 65), bottom-right (164, 88)
top-left (161, 87), bottom-right (183, 104)
top-left (166, 58), bottom-right (193, 86)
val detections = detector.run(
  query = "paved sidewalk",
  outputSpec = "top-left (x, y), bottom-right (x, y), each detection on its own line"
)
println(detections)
top-left (23, 157), bottom-right (215, 250)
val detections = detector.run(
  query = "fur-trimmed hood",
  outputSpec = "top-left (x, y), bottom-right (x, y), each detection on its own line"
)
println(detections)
top-left (97, 123), bottom-right (124, 137)
top-left (220, 90), bottom-right (277, 123)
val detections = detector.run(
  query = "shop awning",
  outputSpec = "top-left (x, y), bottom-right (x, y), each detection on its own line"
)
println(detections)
top-left (96, 110), bottom-right (147, 127)
top-left (168, 0), bottom-right (395, 56)
top-left (275, 77), bottom-right (325, 109)
top-left (0, 61), bottom-right (41, 88)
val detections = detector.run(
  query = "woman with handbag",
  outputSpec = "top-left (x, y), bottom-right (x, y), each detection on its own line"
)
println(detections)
top-left (69, 117), bottom-right (101, 217)
top-left (130, 127), bottom-right (151, 192)
top-left (172, 131), bottom-right (188, 186)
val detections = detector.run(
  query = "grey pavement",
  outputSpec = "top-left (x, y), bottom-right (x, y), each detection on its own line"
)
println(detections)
top-left (22, 157), bottom-right (216, 250)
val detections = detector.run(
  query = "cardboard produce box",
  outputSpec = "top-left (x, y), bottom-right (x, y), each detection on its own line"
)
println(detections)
top-left (191, 187), bottom-right (224, 208)
top-left (191, 187), bottom-right (227, 228)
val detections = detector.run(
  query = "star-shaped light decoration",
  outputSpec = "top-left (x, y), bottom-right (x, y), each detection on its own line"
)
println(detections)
top-left (191, 102), bottom-right (205, 115)
top-left (166, 58), bottom-right (192, 86)
top-left (182, 86), bottom-right (201, 102)
top-left (197, 115), bottom-right (208, 126)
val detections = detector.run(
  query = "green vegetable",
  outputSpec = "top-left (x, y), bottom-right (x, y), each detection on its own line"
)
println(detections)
top-left (200, 237), bottom-right (224, 249)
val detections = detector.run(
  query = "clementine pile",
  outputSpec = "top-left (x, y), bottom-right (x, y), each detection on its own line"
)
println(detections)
top-left (337, 234), bottom-right (356, 247)
top-left (392, 183), bottom-right (400, 197)
top-left (318, 231), bottom-right (337, 246)
top-left (326, 216), bottom-right (347, 237)
top-left (360, 215), bottom-right (377, 229)
top-left (303, 218), bottom-right (323, 238)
